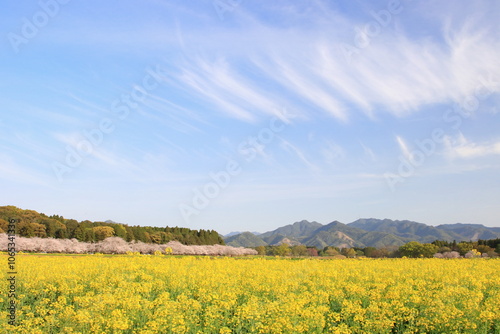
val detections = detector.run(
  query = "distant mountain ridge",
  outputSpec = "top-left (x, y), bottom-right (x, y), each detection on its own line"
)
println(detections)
top-left (224, 219), bottom-right (500, 248)
top-left (225, 232), bottom-right (267, 247)
top-left (224, 231), bottom-right (261, 238)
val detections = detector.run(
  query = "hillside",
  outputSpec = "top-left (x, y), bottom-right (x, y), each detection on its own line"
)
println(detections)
top-left (224, 219), bottom-right (500, 248)
top-left (0, 206), bottom-right (224, 245)
top-left (224, 231), bottom-right (261, 237)
top-left (259, 220), bottom-right (323, 243)
top-left (348, 218), bottom-right (455, 243)
top-left (4, 206), bottom-right (498, 249)
top-left (436, 223), bottom-right (500, 241)
top-left (225, 232), bottom-right (267, 247)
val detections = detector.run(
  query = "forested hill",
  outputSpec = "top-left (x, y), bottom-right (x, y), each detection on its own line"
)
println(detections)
top-left (0, 206), bottom-right (224, 245)
top-left (225, 219), bottom-right (500, 248)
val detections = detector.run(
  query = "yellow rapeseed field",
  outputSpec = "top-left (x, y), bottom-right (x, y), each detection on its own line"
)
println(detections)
top-left (1, 255), bottom-right (499, 333)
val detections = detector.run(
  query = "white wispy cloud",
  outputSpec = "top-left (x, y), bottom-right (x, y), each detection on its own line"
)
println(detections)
top-left (51, 131), bottom-right (144, 176)
top-left (64, 92), bottom-right (110, 116)
top-left (360, 142), bottom-right (377, 162)
top-left (148, 94), bottom-right (206, 124)
top-left (172, 56), bottom-right (293, 122)
top-left (256, 55), bottom-right (348, 121)
top-left (33, 1), bottom-right (500, 124)
top-left (279, 138), bottom-right (320, 172)
top-left (444, 134), bottom-right (500, 159)
top-left (162, 12), bottom-right (499, 125)
top-left (140, 99), bottom-right (205, 135)
top-left (396, 135), bottom-right (412, 160)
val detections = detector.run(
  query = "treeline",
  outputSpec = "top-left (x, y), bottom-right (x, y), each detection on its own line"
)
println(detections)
top-left (253, 244), bottom-right (398, 258)
top-left (432, 238), bottom-right (500, 252)
top-left (0, 206), bottom-right (224, 245)
top-left (254, 239), bottom-right (500, 258)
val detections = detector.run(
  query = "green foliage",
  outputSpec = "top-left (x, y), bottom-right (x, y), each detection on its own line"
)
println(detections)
top-left (93, 226), bottom-right (115, 241)
top-left (17, 221), bottom-right (35, 237)
top-left (0, 218), bottom-right (8, 232)
top-left (291, 245), bottom-right (308, 256)
top-left (432, 238), bottom-right (500, 256)
top-left (323, 246), bottom-right (340, 256)
top-left (456, 242), bottom-right (473, 256)
top-left (399, 241), bottom-right (438, 258)
top-left (341, 248), bottom-right (356, 258)
top-left (362, 247), bottom-right (376, 257)
top-left (273, 243), bottom-right (291, 256)
top-left (476, 245), bottom-right (492, 254)
top-left (73, 226), bottom-right (86, 241)
top-left (254, 245), bottom-right (266, 255)
top-left (355, 250), bottom-right (364, 256)
top-left (438, 246), bottom-right (452, 253)
top-left (0, 206), bottom-right (224, 246)
top-left (31, 223), bottom-right (47, 238)
top-left (113, 225), bottom-right (127, 239)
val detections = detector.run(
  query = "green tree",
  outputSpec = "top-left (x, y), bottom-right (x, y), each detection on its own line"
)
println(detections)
top-left (291, 245), bottom-right (308, 256)
top-left (255, 246), bottom-right (266, 255)
top-left (399, 241), bottom-right (437, 258)
top-left (93, 226), bottom-right (115, 241)
top-left (0, 206), bottom-right (229, 246)
top-left (125, 226), bottom-right (135, 242)
top-left (133, 228), bottom-right (148, 242)
top-left (31, 223), bottom-right (47, 238)
top-left (84, 228), bottom-right (95, 242)
top-left (273, 243), bottom-right (291, 256)
top-left (456, 242), bottom-right (473, 256)
top-left (17, 221), bottom-right (34, 237)
top-left (113, 224), bottom-right (127, 239)
top-left (324, 247), bottom-right (340, 256)
top-left (73, 226), bottom-right (86, 241)
top-left (420, 243), bottom-right (438, 258)
top-left (0, 218), bottom-right (8, 232)
top-left (150, 233), bottom-right (162, 244)
top-left (399, 241), bottom-right (422, 258)
top-left (341, 248), bottom-right (356, 258)
top-left (476, 245), bottom-right (492, 254)
top-left (363, 247), bottom-right (377, 257)
top-left (65, 219), bottom-right (79, 238)
top-left (438, 246), bottom-right (451, 253)
top-left (40, 218), bottom-right (65, 238)
top-left (55, 228), bottom-right (67, 239)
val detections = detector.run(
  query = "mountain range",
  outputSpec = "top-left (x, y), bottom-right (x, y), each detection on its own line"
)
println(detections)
top-left (224, 219), bottom-right (500, 248)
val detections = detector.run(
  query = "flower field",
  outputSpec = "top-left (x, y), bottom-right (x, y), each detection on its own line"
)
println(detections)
top-left (1, 255), bottom-right (499, 333)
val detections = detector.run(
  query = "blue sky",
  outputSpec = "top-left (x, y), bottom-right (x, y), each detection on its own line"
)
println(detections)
top-left (1, 0), bottom-right (499, 234)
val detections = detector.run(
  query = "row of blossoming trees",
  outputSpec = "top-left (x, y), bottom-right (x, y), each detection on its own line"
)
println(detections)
top-left (2, 233), bottom-right (498, 258)
top-left (0, 234), bottom-right (257, 256)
